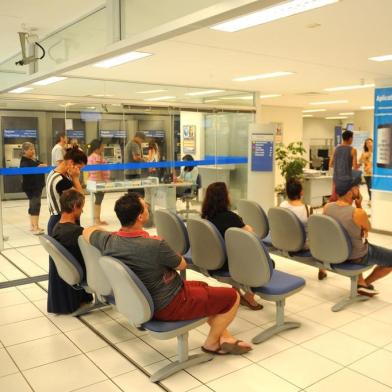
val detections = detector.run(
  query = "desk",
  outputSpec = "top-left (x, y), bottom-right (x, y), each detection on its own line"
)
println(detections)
top-left (303, 175), bottom-right (333, 207)
top-left (86, 179), bottom-right (192, 225)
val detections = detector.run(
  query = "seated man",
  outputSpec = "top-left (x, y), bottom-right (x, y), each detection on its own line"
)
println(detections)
top-left (50, 189), bottom-right (93, 314)
top-left (324, 177), bottom-right (392, 295)
top-left (83, 192), bottom-right (252, 355)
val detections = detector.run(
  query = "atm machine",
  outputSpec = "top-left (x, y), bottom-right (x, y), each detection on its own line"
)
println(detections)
top-left (99, 129), bottom-right (126, 180)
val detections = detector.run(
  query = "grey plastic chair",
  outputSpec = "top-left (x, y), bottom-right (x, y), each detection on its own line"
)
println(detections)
top-left (237, 199), bottom-right (269, 239)
top-left (308, 215), bottom-right (372, 312)
top-left (225, 228), bottom-right (305, 344)
top-left (98, 256), bottom-right (212, 382)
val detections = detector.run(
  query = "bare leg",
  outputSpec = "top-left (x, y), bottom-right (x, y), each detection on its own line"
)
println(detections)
top-left (365, 267), bottom-right (392, 285)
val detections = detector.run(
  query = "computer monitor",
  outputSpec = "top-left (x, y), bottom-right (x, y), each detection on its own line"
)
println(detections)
top-left (317, 149), bottom-right (329, 158)
top-left (103, 147), bottom-right (114, 158)
top-left (346, 123), bottom-right (354, 131)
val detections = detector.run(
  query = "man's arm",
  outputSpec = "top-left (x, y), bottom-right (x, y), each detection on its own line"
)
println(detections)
top-left (329, 148), bottom-right (335, 168)
top-left (353, 208), bottom-right (371, 237)
top-left (83, 226), bottom-right (103, 243)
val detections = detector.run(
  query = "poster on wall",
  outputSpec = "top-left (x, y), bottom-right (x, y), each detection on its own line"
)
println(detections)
top-left (183, 125), bottom-right (196, 154)
top-left (352, 131), bottom-right (369, 153)
top-left (373, 87), bottom-right (392, 191)
top-left (275, 123), bottom-right (283, 144)
top-left (251, 133), bottom-right (274, 171)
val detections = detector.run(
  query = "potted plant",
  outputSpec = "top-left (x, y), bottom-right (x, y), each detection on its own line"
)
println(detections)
top-left (275, 141), bottom-right (308, 204)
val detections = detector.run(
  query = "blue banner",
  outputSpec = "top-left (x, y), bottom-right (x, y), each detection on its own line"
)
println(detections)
top-left (251, 133), bottom-right (273, 172)
top-left (99, 130), bottom-right (126, 138)
top-left (373, 87), bottom-right (392, 191)
top-left (67, 130), bottom-right (84, 139)
top-left (4, 129), bottom-right (37, 138)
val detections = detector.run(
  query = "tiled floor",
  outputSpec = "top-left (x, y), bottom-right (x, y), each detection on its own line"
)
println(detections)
top-left (1, 189), bottom-right (392, 391)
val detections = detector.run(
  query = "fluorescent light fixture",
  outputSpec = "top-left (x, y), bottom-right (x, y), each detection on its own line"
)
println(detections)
top-left (9, 87), bottom-right (33, 93)
top-left (32, 76), bottom-right (67, 86)
top-left (302, 115), bottom-right (313, 117)
top-left (93, 51), bottom-right (152, 68)
top-left (211, 0), bottom-right (339, 32)
top-left (325, 116), bottom-right (348, 120)
top-left (368, 54), bottom-right (392, 62)
top-left (185, 89), bottom-right (224, 96)
top-left (361, 106), bottom-right (374, 110)
top-left (204, 99), bottom-right (220, 103)
top-left (302, 108), bottom-right (326, 113)
top-left (259, 94), bottom-right (282, 99)
top-left (310, 100), bottom-right (348, 105)
top-left (339, 112), bottom-right (354, 115)
top-left (220, 95), bottom-right (253, 100)
top-left (144, 96), bottom-right (176, 101)
top-left (136, 89), bottom-right (167, 94)
top-left (233, 71), bottom-right (293, 82)
top-left (91, 94), bottom-right (114, 97)
top-left (324, 83), bottom-right (375, 92)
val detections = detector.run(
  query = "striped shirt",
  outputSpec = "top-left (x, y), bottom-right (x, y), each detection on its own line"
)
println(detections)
top-left (46, 170), bottom-right (73, 215)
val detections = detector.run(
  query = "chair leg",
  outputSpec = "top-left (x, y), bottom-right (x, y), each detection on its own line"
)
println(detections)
top-left (71, 294), bottom-right (109, 317)
top-left (150, 332), bottom-right (213, 382)
top-left (331, 275), bottom-right (370, 312)
top-left (252, 299), bottom-right (300, 344)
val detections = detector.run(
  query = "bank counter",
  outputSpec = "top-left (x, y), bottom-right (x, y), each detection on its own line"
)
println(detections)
top-left (302, 172), bottom-right (333, 208)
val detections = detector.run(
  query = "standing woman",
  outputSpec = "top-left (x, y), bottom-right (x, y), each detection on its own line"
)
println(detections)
top-left (359, 138), bottom-right (373, 204)
top-left (46, 146), bottom-right (91, 314)
top-left (147, 141), bottom-right (160, 175)
top-left (87, 139), bottom-right (110, 225)
top-left (20, 142), bottom-right (47, 234)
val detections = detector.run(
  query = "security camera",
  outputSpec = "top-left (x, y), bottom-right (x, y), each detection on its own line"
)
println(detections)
top-left (15, 32), bottom-right (45, 66)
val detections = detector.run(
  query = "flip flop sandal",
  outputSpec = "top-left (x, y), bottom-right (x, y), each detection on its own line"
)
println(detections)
top-left (240, 295), bottom-right (263, 311)
top-left (201, 346), bottom-right (229, 355)
top-left (220, 340), bottom-right (252, 355)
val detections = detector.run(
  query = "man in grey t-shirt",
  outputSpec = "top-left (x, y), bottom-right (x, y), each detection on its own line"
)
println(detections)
top-left (83, 192), bottom-right (252, 355)
top-left (124, 131), bottom-right (145, 179)
top-left (51, 131), bottom-right (67, 166)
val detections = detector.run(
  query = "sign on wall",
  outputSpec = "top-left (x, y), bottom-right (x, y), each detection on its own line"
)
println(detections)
top-left (251, 133), bottom-right (274, 171)
top-left (183, 125), bottom-right (196, 154)
top-left (4, 129), bottom-right (37, 138)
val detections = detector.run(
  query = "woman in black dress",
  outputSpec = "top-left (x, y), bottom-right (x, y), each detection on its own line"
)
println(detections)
top-left (20, 142), bottom-right (47, 234)
top-left (46, 146), bottom-right (91, 314)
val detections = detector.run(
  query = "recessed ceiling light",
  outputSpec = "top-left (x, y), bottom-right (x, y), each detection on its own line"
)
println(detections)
top-left (302, 115), bottom-right (313, 117)
top-left (220, 95), bottom-right (253, 100)
top-left (325, 116), bottom-right (348, 119)
top-left (259, 94), bottom-right (282, 99)
top-left (136, 89), bottom-right (167, 94)
top-left (211, 0), bottom-right (339, 32)
top-left (33, 76), bottom-right (67, 86)
top-left (302, 108), bottom-right (326, 113)
top-left (368, 54), bottom-right (392, 62)
top-left (324, 83), bottom-right (375, 92)
top-left (9, 87), bottom-right (33, 93)
top-left (93, 51), bottom-right (152, 68)
top-left (339, 112), bottom-right (354, 115)
top-left (310, 100), bottom-right (348, 105)
top-left (233, 71), bottom-right (294, 82)
top-left (185, 89), bottom-right (224, 96)
top-left (360, 106), bottom-right (374, 110)
top-left (144, 96), bottom-right (176, 101)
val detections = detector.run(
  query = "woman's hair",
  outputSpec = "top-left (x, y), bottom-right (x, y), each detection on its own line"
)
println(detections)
top-left (22, 142), bottom-right (34, 153)
top-left (363, 138), bottom-right (373, 152)
top-left (201, 182), bottom-right (230, 219)
top-left (88, 139), bottom-right (103, 155)
top-left (64, 146), bottom-right (87, 165)
top-left (148, 141), bottom-right (157, 151)
top-left (286, 177), bottom-right (303, 200)
top-left (182, 154), bottom-right (195, 172)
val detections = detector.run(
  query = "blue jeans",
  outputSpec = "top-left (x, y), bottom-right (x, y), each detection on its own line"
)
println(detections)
top-left (360, 242), bottom-right (392, 267)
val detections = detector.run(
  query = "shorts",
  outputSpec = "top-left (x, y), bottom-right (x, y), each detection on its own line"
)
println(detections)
top-left (154, 281), bottom-right (238, 321)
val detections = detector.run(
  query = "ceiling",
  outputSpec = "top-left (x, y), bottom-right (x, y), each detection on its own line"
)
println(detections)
top-left (1, 0), bottom-right (391, 118)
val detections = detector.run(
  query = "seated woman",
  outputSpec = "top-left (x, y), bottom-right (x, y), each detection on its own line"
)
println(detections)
top-left (176, 154), bottom-right (199, 197)
top-left (280, 178), bottom-right (327, 280)
top-left (201, 182), bottom-right (263, 310)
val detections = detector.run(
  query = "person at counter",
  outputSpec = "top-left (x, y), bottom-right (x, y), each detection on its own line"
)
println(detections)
top-left (359, 138), bottom-right (373, 205)
top-left (175, 154), bottom-right (200, 197)
top-left (51, 130), bottom-right (67, 166)
top-left (20, 142), bottom-right (47, 235)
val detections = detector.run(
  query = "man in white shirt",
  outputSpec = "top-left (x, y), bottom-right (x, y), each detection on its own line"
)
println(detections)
top-left (51, 131), bottom-right (67, 166)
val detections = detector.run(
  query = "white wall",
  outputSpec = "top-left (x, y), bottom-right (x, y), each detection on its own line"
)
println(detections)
top-left (354, 110), bottom-right (374, 136)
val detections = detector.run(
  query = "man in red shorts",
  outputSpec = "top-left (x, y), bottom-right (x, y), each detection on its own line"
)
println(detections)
top-left (83, 192), bottom-right (252, 355)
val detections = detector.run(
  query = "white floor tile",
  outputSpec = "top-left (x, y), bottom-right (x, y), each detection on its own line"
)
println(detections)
top-left (92, 320), bottom-right (137, 344)
top-left (0, 373), bottom-right (33, 392)
top-left (66, 327), bottom-right (108, 352)
top-left (80, 310), bottom-right (114, 325)
top-left (349, 349), bottom-right (392, 387)
top-left (305, 368), bottom-right (392, 392)
top-left (0, 316), bottom-right (60, 346)
top-left (235, 302), bottom-right (279, 326)
top-left (86, 346), bottom-right (135, 378)
top-left (207, 363), bottom-right (299, 392)
top-left (0, 289), bottom-right (29, 308)
top-left (301, 330), bottom-right (377, 365)
top-left (369, 305), bottom-right (392, 325)
top-left (70, 380), bottom-right (123, 392)
top-left (7, 334), bottom-right (81, 370)
top-left (259, 346), bottom-right (342, 389)
top-left (284, 293), bottom-right (323, 314)
top-left (0, 348), bottom-right (19, 377)
top-left (0, 302), bottom-right (43, 326)
top-left (112, 370), bottom-right (163, 392)
top-left (338, 317), bottom-right (392, 347)
top-left (18, 286), bottom-right (47, 301)
top-left (23, 354), bottom-right (107, 392)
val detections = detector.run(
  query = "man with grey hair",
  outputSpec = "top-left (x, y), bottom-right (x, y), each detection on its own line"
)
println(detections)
top-left (51, 130), bottom-right (67, 166)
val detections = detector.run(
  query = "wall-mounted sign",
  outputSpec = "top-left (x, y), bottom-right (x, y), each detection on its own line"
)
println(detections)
top-left (334, 126), bottom-right (342, 146)
top-left (251, 133), bottom-right (273, 172)
top-left (66, 130), bottom-right (84, 139)
top-left (183, 125), bottom-right (196, 154)
top-left (4, 129), bottom-right (37, 138)
top-left (141, 130), bottom-right (165, 139)
top-left (99, 130), bottom-right (126, 138)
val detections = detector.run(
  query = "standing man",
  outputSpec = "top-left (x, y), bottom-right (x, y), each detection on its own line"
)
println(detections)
top-left (329, 129), bottom-right (360, 201)
top-left (124, 131), bottom-right (146, 196)
top-left (51, 131), bottom-right (67, 166)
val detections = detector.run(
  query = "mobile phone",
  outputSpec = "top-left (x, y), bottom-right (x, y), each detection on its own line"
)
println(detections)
top-left (376, 124), bottom-right (392, 168)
